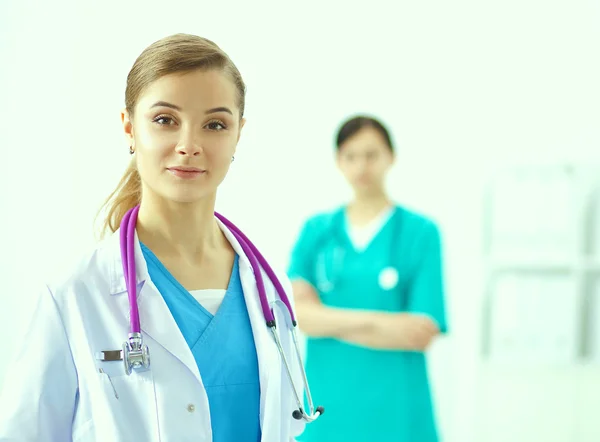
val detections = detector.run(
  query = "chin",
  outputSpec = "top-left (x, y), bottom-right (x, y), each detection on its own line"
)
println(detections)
top-left (166, 189), bottom-right (215, 204)
top-left (352, 181), bottom-right (374, 190)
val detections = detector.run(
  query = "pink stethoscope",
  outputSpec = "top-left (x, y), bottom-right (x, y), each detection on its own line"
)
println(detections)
top-left (119, 205), bottom-right (323, 422)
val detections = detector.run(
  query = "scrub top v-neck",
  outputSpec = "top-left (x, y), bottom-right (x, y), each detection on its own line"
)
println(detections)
top-left (288, 205), bottom-right (448, 442)
top-left (141, 244), bottom-right (262, 442)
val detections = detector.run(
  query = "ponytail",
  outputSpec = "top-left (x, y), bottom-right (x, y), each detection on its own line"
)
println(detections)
top-left (96, 160), bottom-right (141, 239)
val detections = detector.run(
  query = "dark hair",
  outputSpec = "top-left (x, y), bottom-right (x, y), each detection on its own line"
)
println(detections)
top-left (335, 115), bottom-right (394, 152)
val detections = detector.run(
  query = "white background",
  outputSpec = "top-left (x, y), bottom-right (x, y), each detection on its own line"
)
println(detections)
top-left (1, 0), bottom-right (599, 441)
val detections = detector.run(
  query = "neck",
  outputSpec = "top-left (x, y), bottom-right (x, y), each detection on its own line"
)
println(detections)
top-left (347, 189), bottom-right (392, 224)
top-left (352, 188), bottom-right (390, 211)
top-left (136, 193), bottom-right (226, 262)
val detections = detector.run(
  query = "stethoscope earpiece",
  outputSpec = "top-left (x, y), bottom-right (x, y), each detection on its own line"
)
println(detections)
top-left (292, 405), bottom-right (325, 421)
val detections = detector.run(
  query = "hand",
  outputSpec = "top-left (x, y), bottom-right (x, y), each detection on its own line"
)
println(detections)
top-left (393, 313), bottom-right (440, 350)
top-left (339, 311), bottom-right (440, 351)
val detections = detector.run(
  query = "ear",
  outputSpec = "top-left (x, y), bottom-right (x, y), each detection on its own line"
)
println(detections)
top-left (121, 109), bottom-right (134, 149)
top-left (335, 150), bottom-right (343, 169)
top-left (232, 117), bottom-right (246, 158)
top-left (388, 149), bottom-right (396, 166)
top-left (237, 117), bottom-right (246, 143)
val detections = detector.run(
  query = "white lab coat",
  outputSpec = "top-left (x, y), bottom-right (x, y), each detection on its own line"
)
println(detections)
top-left (0, 220), bottom-right (306, 442)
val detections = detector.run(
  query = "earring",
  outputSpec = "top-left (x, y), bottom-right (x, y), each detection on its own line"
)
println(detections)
top-left (231, 155), bottom-right (235, 163)
top-left (129, 146), bottom-right (134, 155)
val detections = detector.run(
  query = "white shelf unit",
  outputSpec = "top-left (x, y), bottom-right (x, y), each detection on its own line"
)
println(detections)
top-left (475, 162), bottom-right (600, 442)
top-left (481, 162), bottom-right (600, 365)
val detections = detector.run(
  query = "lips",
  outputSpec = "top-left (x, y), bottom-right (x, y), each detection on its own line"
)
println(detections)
top-left (168, 166), bottom-right (204, 173)
top-left (167, 167), bottom-right (205, 179)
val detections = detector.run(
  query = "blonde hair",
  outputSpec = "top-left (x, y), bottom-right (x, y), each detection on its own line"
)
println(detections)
top-left (97, 33), bottom-right (246, 237)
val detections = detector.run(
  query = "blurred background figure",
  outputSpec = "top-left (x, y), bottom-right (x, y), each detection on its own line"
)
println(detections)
top-left (288, 116), bottom-right (448, 441)
top-left (3, 2), bottom-right (600, 441)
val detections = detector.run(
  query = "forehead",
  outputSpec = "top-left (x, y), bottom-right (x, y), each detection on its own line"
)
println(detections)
top-left (136, 69), bottom-right (238, 116)
top-left (339, 126), bottom-right (390, 154)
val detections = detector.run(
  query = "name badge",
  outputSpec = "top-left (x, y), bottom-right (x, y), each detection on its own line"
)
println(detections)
top-left (96, 350), bottom-right (124, 361)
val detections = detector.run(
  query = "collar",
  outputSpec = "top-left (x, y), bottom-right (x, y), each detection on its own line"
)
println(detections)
top-left (106, 217), bottom-right (254, 296)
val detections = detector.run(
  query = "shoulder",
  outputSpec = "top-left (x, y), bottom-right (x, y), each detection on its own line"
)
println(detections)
top-left (393, 205), bottom-right (443, 262)
top-left (395, 204), bottom-right (441, 240)
top-left (247, 244), bottom-right (297, 311)
top-left (300, 207), bottom-right (341, 232)
top-left (294, 206), bottom-right (343, 244)
top-left (44, 234), bottom-right (117, 307)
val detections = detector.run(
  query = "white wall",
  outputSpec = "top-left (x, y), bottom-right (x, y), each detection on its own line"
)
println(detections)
top-left (1, 1), bottom-right (599, 441)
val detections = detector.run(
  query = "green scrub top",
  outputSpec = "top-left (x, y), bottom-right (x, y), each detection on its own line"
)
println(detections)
top-left (288, 205), bottom-right (448, 442)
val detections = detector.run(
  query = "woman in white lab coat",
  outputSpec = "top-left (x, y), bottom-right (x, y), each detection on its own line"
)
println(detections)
top-left (0, 34), bottom-right (305, 442)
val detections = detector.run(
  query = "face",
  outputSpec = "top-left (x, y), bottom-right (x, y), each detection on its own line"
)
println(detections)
top-left (122, 69), bottom-right (245, 204)
top-left (336, 126), bottom-right (394, 194)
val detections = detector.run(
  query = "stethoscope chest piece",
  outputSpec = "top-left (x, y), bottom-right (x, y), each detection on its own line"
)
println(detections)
top-left (117, 205), bottom-right (324, 423)
top-left (378, 267), bottom-right (399, 290)
top-left (123, 333), bottom-right (150, 375)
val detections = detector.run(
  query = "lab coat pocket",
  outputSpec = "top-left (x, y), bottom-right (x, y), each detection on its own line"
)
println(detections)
top-left (98, 366), bottom-right (123, 400)
top-left (72, 418), bottom-right (93, 441)
top-left (96, 365), bottom-right (156, 406)
top-left (87, 364), bottom-right (160, 441)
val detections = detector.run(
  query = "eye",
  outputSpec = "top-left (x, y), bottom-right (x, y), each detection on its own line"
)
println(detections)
top-left (205, 120), bottom-right (227, 131)
top-left (152, 115), bottom-right (176, 126)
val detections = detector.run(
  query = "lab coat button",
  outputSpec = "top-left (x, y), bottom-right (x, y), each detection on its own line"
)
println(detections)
top-left (187, 404), bottom-right (195, 413)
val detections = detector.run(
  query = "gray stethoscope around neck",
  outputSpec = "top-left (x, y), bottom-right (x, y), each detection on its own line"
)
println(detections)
top-left (316, 207), bottom-right (402, 294)
top-left (98, 205), bottom-right (324, 423)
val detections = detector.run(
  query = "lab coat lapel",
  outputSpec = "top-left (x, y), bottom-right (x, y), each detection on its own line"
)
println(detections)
top-left (215, 220), bottom-right (284, 441)
top-left (107, 229), bottom-right (202, 384)
top-left (137, 279), bottom-right (202, 382)
top-left (108, 221), bottom-right (287, 438)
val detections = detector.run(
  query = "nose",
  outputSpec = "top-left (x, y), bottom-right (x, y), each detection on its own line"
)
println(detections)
top-left (176, 128), bottom-right (203, 156)
top-left (354, 157), bottom-right (369, 172)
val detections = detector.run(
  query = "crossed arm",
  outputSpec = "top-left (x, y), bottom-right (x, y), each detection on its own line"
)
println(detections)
top-left (291, 280), bottom-right (440, 351)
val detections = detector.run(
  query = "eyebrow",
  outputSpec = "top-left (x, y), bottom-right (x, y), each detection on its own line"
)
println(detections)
top-left (151, 101), bottom-right (182, 111)
top-left (205, 106), bottom-right (233, 115)
top-left (150, 101), bottom-right (233, 115)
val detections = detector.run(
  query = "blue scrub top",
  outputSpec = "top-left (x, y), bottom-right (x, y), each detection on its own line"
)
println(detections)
top-left (141, 244), bottom-right (262, 442)
top-left (288, 205), bottom-right (448, 442)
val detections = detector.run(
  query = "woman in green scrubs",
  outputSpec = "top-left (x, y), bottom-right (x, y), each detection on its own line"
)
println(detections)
top-left (288, 115), bottom-right (448, 442)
